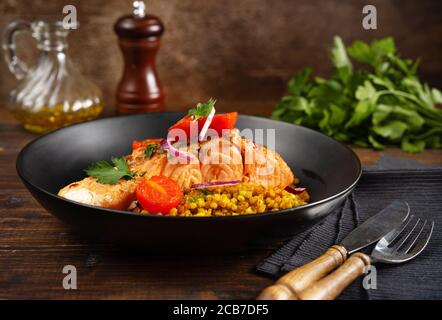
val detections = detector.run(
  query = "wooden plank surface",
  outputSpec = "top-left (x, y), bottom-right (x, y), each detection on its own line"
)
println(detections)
top-left (0, 108), bottom-right (441, 300)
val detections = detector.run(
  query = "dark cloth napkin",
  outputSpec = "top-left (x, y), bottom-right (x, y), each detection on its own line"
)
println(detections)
top-left (257, 156), bottom-right (442, 300)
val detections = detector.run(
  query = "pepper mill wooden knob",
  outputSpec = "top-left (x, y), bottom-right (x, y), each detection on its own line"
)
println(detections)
top-left (114, 1), bottom-right (165, 114)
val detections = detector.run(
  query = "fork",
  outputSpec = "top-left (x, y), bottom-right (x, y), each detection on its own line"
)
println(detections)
top-left (295, 215), bottom-right (434, 300)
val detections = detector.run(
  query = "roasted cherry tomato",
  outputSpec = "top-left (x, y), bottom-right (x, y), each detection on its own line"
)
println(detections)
top-left (136, 176), bottom-right (183, 214)
top-left (132, 140), bottom-right (144, 150)
top-left (208, 112), bottom-right (238, 137)
top-left (168, 115), bottom-right (194, 140)
top-left (168, 112), bottom-right (238, 140)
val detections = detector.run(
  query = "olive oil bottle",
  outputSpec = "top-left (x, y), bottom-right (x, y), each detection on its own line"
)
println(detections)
top-left (4, 21), bottom-right (103, 133)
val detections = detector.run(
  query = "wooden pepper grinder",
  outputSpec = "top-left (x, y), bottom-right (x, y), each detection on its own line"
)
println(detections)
top-left (114, 1), bottom-right (165, 114)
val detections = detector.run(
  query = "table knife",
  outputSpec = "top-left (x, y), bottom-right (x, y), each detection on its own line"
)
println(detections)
top-left (257, 201), bottom-right (410, 300)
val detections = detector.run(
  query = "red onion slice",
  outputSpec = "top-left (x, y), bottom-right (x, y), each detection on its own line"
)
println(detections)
top-left (160, 139), bottom-right (195, 162)
top-left (191, 180), bottom-right (241, 189)
top-left (285, 185), bottom-right (306, 194)
top-left (198, 106), bottom-right (216, 142)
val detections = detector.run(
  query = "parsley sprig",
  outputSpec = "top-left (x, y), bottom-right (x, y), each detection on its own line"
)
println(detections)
top-left (272, 36), bottom-right (442, 152)
top-left (144, 143), bottom-right (164, 159)
top-left (188, 98), bottom-right (216, 120)
top-left (85, 156), bottom-right (134, 185)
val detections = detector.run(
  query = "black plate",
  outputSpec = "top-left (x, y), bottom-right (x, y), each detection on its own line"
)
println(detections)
top-left (16, 113), bottom-right (361, 251)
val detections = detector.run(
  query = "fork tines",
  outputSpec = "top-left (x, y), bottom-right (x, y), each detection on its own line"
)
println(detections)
top-left (386, 214), bottom-right (434, 256)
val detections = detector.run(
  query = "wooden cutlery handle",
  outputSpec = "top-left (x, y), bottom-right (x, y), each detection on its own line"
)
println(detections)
top-left (257, 245), bottom-right (347, 300)
top-left (298, 252), bottom-right (371, 300)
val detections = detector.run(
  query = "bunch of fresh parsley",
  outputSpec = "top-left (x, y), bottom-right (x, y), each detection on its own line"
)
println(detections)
top-left (272, 36), bottom-right (442, 152)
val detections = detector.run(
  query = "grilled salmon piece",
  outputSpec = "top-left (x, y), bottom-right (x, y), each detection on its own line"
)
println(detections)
top-left (58, 177), bottom-right (137, 210)
top-left (161, 143), bottom-right (202, 191)
top-left (127, 139), bottom-right (166, 176)
top-left (241, 138), bottom-right (296, 189)
top-left (199, 129), bottom-right (243, 182)
top-left (128, 152), bottom-right (167, 177)
top-left (161, 163), bottom-right (202, 191)
top-left (58, 138), bottom-right (166, 209)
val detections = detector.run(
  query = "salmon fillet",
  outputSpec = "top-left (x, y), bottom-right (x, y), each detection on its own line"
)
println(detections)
top-left (161, 143), bottom-right (202, 191)
top-left (58, 139), bottom-right (166, 210)
top-left (127, 139), bottom-right (166, 176)
top-left (58, 177), bottom-right (137, 210)
top-left (241, 137), bottom-right (296, 189)
top-left (199, 129), bottom-right (243, 182)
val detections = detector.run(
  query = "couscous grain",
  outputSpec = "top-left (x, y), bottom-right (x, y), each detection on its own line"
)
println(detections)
top-left (173, 183), bottom-right (309, 216)
top-left (132, 183), bottom-right (309, 216)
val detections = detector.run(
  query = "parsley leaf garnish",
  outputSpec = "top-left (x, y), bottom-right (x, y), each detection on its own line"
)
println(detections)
top-left (84, 156), bottom-right (134, 185)
top-left (145, 143), bottom-right (158, 159)
top-left (188, 197), bottom-right (198, 203)
top-left (188, 188), bottom-right (213, 203)
top-left (144, 143), bottom-right (165, 159)
top-left (188, 98), bottom-right (216, 120)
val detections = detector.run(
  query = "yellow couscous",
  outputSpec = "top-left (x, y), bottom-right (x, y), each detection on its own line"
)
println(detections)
top-left (133, 183), bottom-right (309, 216)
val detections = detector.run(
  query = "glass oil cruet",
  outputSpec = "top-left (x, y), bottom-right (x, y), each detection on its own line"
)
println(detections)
top-left (3, 20), bottom-right (103, 133)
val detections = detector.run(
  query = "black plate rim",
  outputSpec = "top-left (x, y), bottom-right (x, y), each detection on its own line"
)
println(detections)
top-left (16, 112), bottom-right (362, 221)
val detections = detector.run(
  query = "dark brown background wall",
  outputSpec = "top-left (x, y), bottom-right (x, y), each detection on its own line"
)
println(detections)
top-left (1, 0), bottom-right (441, 115)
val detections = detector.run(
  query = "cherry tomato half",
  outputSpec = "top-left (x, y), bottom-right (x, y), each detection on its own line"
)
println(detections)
top-left (136, 176), bottom-right (183, 214)
top-left (208, 112), bottom-right (238, 137)
top-left (168, 112), bottom-right (238, 141)
top-left (168, 115), bottom-right (194, 140)
top-left (132, 140), bottom-right (144, 150)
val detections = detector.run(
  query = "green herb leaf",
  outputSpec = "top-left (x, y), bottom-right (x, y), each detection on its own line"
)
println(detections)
top-left (331, 36), bottom-right (352, 71)
top-left (329, 104), bottom-right (347, 126)
top-left (355, 81), bottom-right (377, 101)
top-left (373, 120), bottom-right (409, 140)
top-left (287, 68), bottom-right (312, 96)
top-left (368, 135), bottom-right (385, 150)
top-left (425, 134), bottom-right (441, 149)
top-left (189, 197), bottom-right (198, 203)
top-left (431, 88), bottom-right (442, 104)
top-left (331, 36), bottom-right (353, 82)
top-left (188, 98), bottom-right (216, 120)
top-left (348, 37), bottom-right (395, 68)
top-left (188, 188), bottom-right (213, 203)
top-left (401, 138), bottom-right (426, 153)
top-left (345, 100), bottom-right (375, 128)
top-left (85, 156), bottom-right (134, 185)
top-left (372, 37), bottom-right (396, 57)
top-left (145, 143), bottom-right (161, 159)
top-left (347, 40), bottom-right (372, 64)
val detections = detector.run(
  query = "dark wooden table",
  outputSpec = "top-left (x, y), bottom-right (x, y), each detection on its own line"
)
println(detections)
top-left (1, 108), bottom-right (441, 299)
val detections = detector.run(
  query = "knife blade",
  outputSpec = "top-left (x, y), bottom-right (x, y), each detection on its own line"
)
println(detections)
top-left (257, 200), bottom-right (410, 300)
top-left (341, 201), bottom-right (410, 254)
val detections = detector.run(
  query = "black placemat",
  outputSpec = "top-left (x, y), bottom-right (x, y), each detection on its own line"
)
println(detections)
top-left (257, 156), bottom-right (442, 300)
